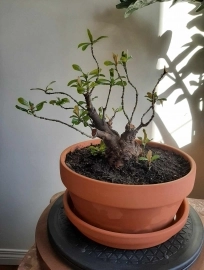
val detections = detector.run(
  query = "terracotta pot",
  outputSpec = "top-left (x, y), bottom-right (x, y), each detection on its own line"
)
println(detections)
top-left (60, 139), bottom-right (196, 248)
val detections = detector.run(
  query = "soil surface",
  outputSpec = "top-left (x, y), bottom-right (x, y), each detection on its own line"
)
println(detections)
top-left (65, 144), bottom-right (191, 185)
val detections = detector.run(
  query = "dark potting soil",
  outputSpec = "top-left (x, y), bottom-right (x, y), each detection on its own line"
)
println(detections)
top-left (65, 145), bottom-right (191, 185)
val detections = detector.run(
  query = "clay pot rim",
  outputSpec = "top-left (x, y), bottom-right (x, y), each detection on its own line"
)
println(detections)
top-left (60, 139), bottom-right (196, 188)
top-left (63, 190), bottom-right (189, 249)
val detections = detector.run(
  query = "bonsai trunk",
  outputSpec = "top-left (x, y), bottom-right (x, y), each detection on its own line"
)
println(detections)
top-left (92, 124), bottom-right (141, 167)
top-left (84, 93), bottom-right (141, 167)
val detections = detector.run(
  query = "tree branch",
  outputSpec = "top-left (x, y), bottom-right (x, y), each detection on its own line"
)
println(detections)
top-left (122, 63), bottom-right (138, 123)
top-left (30, 88), bottom-right (86, 110)
top-left (90, 42), bottom-right (100, 95)
top-left (135, 68), bottom-right (167, 132)
top-left (102, 85), bottom-right (113, 121)
top-left (115, 66), bottom-right (130, 122)
top-left (33, 113), bottom-right (92, 138)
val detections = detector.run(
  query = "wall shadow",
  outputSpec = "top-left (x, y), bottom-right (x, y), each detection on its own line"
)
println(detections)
top-left (155, 6), bottom-right (204, 198)
top-left (93, 5), bottom-right (203, 197)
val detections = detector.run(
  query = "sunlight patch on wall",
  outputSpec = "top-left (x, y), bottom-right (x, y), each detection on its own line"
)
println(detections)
top-left (154, 88), bottom-right (192, 147)
top-left (153, 2), bottom-right (203, 148)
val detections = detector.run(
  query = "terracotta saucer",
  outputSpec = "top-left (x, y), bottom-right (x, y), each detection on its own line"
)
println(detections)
top-left (63, 190), bottom-right (189, 249)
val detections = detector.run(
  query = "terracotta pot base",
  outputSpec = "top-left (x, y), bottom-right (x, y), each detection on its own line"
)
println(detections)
top-left (63, 190), bottom-right (189, 249)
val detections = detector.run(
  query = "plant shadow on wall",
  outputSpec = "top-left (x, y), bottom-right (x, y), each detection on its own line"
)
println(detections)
top-left (154, 6), bottom-right (204, 197)
top-left (94, 5), bottom-right (203, 197)
top-left (154, 7), bottom-right (204, 146)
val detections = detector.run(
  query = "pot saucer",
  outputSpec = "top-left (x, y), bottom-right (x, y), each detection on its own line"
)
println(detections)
top-left (63, 190), bottom-right (189, 249)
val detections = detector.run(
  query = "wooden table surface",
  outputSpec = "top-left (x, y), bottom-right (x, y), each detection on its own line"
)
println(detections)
top-left (18, 194), bottom-right (204, 270)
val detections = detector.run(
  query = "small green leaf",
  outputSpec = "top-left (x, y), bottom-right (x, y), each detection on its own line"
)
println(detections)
top-left (115, 81), bottom-right (127, 87)
top-left (143, 129), bottom-right (147, 142)
top-left (71, 118), bottom-right (80, 125)
top-left (72, 64), bottom-right (82, 72)
top-left (18, 98), bottom-right (29, 107)
top-left (78, 101), bottom-right (86, 105)
top-left (116, 106), bottom-right (123, 112)
top-left (89, 68), bottom-right (101, 75)
top-left (68, 79), bottom-right (78, 86)
top-left (29, 101), bottom-right (34, 109)
top-left (139, 157), bottom-right (148, 161)
top-left (87, 29), bottom-right (93, 42)
top-left (138, 137), bottom-right (142, 141)
top-left (15, 105), bottom-right (28, 112)
top-left (49, 100), bottom-right (56, 105)
top-left (78, 42), bottom-right (89, 48)
top-left (77, 87), bottom-right (85, 94)
top-left (35, 101), bottom-right (47, 111)
top-left (95, 36), bottom-right (108, 42)
top-left (82, 44), bottom-right (90, 51)
top-left (151, 155), bottom-right (160, 162)
top-left (60, 98), bottom-right (69, 104)
top-left (96, 79), bottom-right (110, 85)
top-left (104, 61), bottom-right (114, 66)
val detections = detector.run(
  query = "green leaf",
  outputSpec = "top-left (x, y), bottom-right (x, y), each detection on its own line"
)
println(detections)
top-left (78, 101), bottom-right (86, 105)
top-left (35, 101), bottom-right (47, 111)
top-left (18, 98), bottom-right (29, 107)
top-left (78, 42), bottom-right (89, 48)
top-left (137, 137), bottom-right (142, 141)
top-left (143, 129), bottom-right (147, 141)
top-left (60, 98), bottom-right (69, 104)
top-left (15, 105), bottom-right (28, 112)
top-left (89, 68), bottom-right (101, 75)
top-left (96, 79), bottom-right (110, 85)
top-left (104, 61), bottom-right (114, 66)
top-left (82, 44), bottom-right (90, 51)
top-left (95, 36), bottom-right (108, 42)
top-left (49, 100), bottom-right (56, 105)
top-left (29, 101), bottom-right (34, 108)
top-left (72, 64), bottom-right (82, 72)
top-left (87, 29), bottom-right (93, 42)
top-left (115, 81), bottom-right (127, 86)
top-left (139, 157), bottom-right (148, 161)
top-left (116, 106), bottom-right (123, 112)
top-left (83, 115), bottom-right (90, 122)
top-left (151, 155), bottom-right (160, 162)
top-left (77, 86), bottom-right (85, 94)
top-left (67, 79), bottom-right (78, 86)
top-left (71, 118), bottom-right (80, 125)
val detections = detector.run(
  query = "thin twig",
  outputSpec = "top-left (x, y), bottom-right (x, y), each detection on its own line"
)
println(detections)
top-left (136, 68), bottom-right (167, 132)
top-left (33, 114), bottom-right (92, 138)
top-left (102, 85), bottom-right (113, 121)
top-left (90, 43), bottom-right (100, 95)
top-left (30, 88), bottom-right (86, 110)
top-left (122, 63), bottom-right (138, 123)
top-left (115, 66), bottom-right (130, 122)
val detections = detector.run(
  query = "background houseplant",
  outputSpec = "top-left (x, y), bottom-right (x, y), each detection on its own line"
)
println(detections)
top-left (116, 0), bottom-right (204, 17)
top-left (0, 0), bottom-right (202, 263)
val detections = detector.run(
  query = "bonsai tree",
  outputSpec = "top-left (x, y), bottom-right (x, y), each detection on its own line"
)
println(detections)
top-left (116, 0), bottom-right (204, 17)
top-left (16, 29), bottom-right (167, 168)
